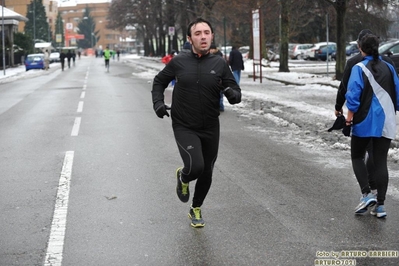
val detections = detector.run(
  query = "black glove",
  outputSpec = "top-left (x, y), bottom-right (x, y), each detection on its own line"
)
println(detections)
top-left (342, 124), bottom-right (351, 137)
top-left (223, 87), bottom-right (239, 104)
top-left (154, 102), bottom-right (170, 118)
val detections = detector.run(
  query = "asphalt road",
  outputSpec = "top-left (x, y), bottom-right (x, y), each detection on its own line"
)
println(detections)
top-left (0, 56), bottom-right (398, 266)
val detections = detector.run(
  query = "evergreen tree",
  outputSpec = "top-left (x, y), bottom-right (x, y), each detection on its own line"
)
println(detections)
top-left (77, 6), bottom-right (99, 49)
top-left (14, 32), bottom-right (34, 54)
top-left (24, 0), bottom-right (51, 47)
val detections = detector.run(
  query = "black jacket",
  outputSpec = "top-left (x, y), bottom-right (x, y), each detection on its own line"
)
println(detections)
top-left (335, 53), bottom-right (395, 111)
top-left (229, 48), bottom-right (244, 71)
top-left (152, 51), bottom-right (241, 129)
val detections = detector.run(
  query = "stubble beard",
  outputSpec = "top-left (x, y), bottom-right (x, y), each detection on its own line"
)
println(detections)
top-left (191, 42), bottom-right (210, 55)
top-left (198, 48), bottom-right (210, 55)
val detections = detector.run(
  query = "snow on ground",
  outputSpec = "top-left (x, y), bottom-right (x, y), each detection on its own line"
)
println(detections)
top-left (3, 54), bottom-right (399, 199)
top-left (4, 54), bottom-right (399, 169)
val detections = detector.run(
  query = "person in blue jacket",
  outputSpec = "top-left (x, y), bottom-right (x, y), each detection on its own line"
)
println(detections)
top-left (335, 29), bottom-right (396, 215)
top-left (345, 33), bottom-right (399, 218)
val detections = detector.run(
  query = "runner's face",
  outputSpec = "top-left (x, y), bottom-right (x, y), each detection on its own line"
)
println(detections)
top-left (188, 22), bottom-right (213, 55)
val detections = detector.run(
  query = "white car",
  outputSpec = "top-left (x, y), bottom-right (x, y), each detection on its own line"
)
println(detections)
top-left (303, 42), bottom-right (336, 60)
top-left (49, 52), bottom-right (60, 63)
top-left (289, 43), bottom-right (313, 59)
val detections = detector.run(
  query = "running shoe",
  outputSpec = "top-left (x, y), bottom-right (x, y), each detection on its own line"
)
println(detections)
top-left (176, 167), bottom-right (189, 202)
top-left (188, 206), bottom-right (205, 228)
top-left (370, 205), bottom-right (387, 218)
top-left (354, 193), bottom-right (377, 214)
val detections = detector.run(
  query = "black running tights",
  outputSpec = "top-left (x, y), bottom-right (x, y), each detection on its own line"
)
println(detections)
top-left (173, 123), bottom-right (219, 208)
top-left (351, 136), bottom-right (391, 204)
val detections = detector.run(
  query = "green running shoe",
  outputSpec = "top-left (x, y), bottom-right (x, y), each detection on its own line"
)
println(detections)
top-left (176, 167), bottom-right (189, 202)
top-left (188, 206), bottom-right (205, 228)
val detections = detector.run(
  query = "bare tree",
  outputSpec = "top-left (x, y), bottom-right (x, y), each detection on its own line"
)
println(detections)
top-left (279, 0), bottom-right (291, 72)
top-left (322, 0), bottom-right (392, 80)
top-left (107, 0), bottom-right (395, 61)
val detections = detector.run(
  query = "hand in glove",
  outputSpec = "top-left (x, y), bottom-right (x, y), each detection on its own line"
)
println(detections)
top-left (342, 123), bottom-right (351, 137)
top-left (223, 87), bottom-right (241, 104)
top-left (154, 102), bottom-right (170, 118)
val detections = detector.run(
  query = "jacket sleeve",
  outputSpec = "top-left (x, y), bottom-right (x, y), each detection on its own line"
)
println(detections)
top-left (229, 51), bottom-right (233, 66)
top-left (346, 65), bottom-right (364, 113)
top-left (336, 59), bottom-right (355, 111)
top-left (222, 63), bottom-right (241, 104)
top-left (390, 64), bottom-right (399, 111)
top-left (381, 59), bottom-right (399, 111)
top-left (151, 62), bottom-right (175, 109)
top-left (382, 55), bottom-right (398, 76)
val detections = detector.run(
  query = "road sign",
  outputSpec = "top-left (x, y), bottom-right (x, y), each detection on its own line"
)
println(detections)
top-left (169, 26), bottom-right (175, 37)
top-left (65, 34), bottom-right (85, 40)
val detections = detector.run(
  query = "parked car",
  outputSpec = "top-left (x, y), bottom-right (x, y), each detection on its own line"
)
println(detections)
top-left (303, 42), bottom-right (336, 60)
top-left (315, 44), bottom-right (337, 61)
top-left (345, 42), bottom-right (359, 56)
top-left (239, 46), bottom-right (250, 60)
top-left (289, 43), bottom-right (313, 59)
top-left (379, 40), bottom-right (399, 73)
top-left (329, 42), bottom-right (359, 61)
top-left (25, 53), bottom-right (45, 71)
top-left (50, 52), bottom-right (60, 63)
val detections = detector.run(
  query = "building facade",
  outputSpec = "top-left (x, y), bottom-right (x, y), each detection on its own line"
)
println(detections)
top-left (5, 0), bottom-right (126, 51)
top-left (5, 0), bottom-right (58, 35)
top-left (58, 0), bottom-right (121, 50)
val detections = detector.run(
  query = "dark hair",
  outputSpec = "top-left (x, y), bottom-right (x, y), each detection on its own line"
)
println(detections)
top-left (357, 29), bottom-right (373, 43)
top-left (360, 34), bottom-right (379, 71)
top-left (186, 17), bottom-right (214, 37)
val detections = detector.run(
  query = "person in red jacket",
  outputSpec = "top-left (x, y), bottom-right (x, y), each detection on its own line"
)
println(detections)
top-left (162, 51), bottom-right (174, 64)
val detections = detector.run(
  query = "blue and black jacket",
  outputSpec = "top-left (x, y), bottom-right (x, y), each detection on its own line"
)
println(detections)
top-left (346, 55), bottom-right (399, 139)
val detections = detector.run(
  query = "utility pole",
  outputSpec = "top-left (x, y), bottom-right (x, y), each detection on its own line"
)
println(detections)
top-left (33, 0), bottom-right (36, 45)
top-left (2, 0), bottom-right (5, 75)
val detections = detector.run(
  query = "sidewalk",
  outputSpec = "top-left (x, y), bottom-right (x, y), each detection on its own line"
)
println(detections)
top-left (0, 61), bottom-right (61, 84)
top-left (0, 56), bottom-right (340, 89)
top-left (133, 55), bottom-right (342, 90)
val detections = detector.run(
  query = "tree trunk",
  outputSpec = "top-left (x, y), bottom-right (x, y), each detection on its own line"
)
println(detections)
top-left (279, 0), bottom-right (290, 72)
top-left (334, 0), bottom-right (347, 80)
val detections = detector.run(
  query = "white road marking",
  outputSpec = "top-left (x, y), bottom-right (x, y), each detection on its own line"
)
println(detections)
top-left (44, 151), bottom-right (74, 266)
top-left (71, 117), bottom-right (81, 136)
top-left (77, 101), bottom-right (84, 113)
top-left (80, 92), bottom-right (85, 99)
top-left (82, 84), bottom-right (86, 91)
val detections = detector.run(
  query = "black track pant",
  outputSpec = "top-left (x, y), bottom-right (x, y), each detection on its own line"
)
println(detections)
top-left (173, 122), bottom-right (219, 208)
top-left (365, 142), bottom-right (376, 191)
top-left (351, 136), bottom-right (391, 204)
